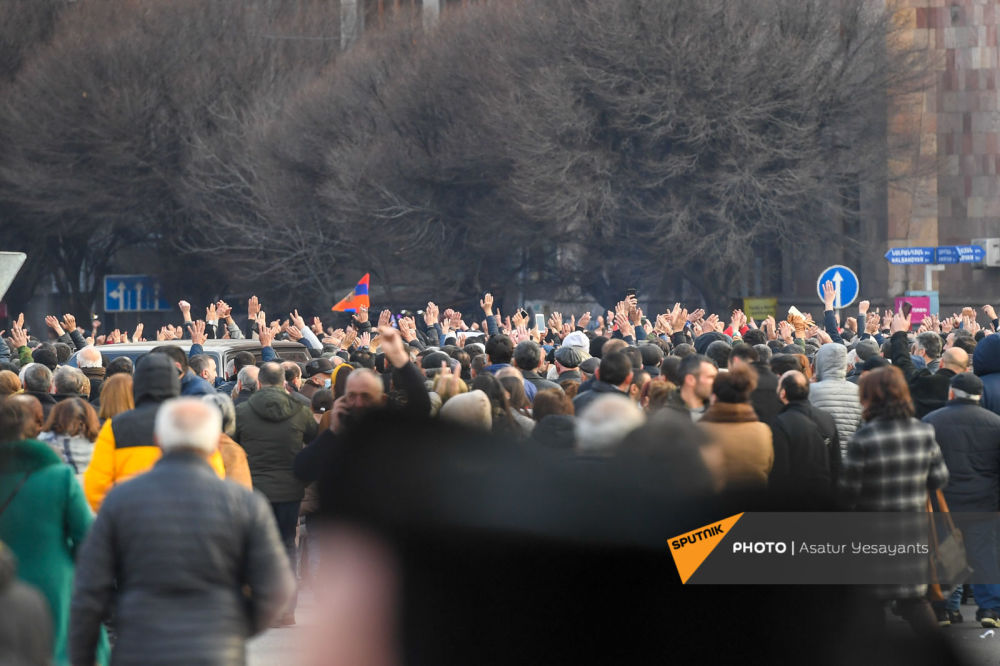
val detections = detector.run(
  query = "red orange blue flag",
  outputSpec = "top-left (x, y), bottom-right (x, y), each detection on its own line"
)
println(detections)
top-left (331, 273), bottom-right (370, 312)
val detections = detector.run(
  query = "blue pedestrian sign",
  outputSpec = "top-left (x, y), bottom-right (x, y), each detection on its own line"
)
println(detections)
top-left (934, 245), bottom-right (985, 264)
top-left (884, 247), bottom-right (935, 265)
top-left (816, 265), bottom-right (859, 310)
top-left (104, 275), bottom-right (171, 313)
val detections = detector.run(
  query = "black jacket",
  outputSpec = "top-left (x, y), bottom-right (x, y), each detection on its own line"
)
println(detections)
top-left (70, 453), bottom-right (295, 665)
top-left (24, 391), bottom-right (58, 420)
top-left (750, 362), bottom-right (782, 426)
top-left (235, 387), bottom-right (318, 503)
top-left (923, 399), bottom-right (1000, 511)
top-left (572, 381), bottom-right (628, 415)
top-left (769, 401), bottom-right (839, 495)
top-left (295, 362), bottom-right (430, 483)
top-left (890, 331), bottom-right (954, 418)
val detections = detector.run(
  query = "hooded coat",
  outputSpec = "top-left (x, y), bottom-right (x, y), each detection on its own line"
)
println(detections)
top-left (0, 439), bottom-right (109, 665)
top-left (974, 333), bottom-right (1000, 417)
top-left (83, 353), bottom-right (225, 511)
top-left (234, 387), bottom-right (318, 503)
top-left (808, 343), bottom-right (862, 457)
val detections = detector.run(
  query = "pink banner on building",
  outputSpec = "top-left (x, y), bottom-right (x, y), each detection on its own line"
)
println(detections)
top-left (894, 296), bottom-right (931, 329)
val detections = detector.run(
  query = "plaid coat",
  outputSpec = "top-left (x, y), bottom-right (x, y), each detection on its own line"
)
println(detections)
top-left (840, 417), bottom-right (949, 598)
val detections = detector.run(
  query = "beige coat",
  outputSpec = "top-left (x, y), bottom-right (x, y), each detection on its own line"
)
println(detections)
top-left (699, 402), bottom-right (774, 488)
top-left (219, 433), bottom-right (253, 490)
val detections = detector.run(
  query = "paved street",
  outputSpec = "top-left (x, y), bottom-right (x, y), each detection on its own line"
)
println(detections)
top-left (941, 602), bottom-right (1000, 666)
top-left (248, 593), bottom-right (316, 666)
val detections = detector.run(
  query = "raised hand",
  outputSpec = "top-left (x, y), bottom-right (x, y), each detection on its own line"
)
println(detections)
top-left (258, 321), bottom-right (274, 347)
top-left (312, 316), bottom-right (326, 335)
top-left (285, 324), bottom-right (304, 342)
top-left (355, 305), bottom-right (369, 325)
top-left (44, 315), bottom-right (65, 335)
top-left (890, 310), bottom-right (911, 334)
top-left (216, 300), bottom-right (233, 320)
top-left (423, 302), bottom-right (439, 327)
top-left (178, 300), bottom-right (192, 323)
top-left (190, 320), bottom-right (208, 345)
top-left (822, 280), bottom-right (838, 310)
top-left (378, 309), bottom-right (392, 328)
top-left (358, 331), bottom-right (372, 350)
top-left (10, 325), bottom-right (27, 348)
top-left (378, 326), bottom-right (409, 368)
top-left (578, 311), bottom-right (591, 329)
top-left (206, 303), bottom-right (218, 322)
top-left (778, 320), bottom-right (794, 343)
top-left (480, 293), bottom-right (494, 317)
top-left (547, 312), bottom-right (563, 335)
top-left (983, 304), bottom-right (997, 322)
top-left (323, 328), bottom-right (346, 346)
top-left (61, 313), bottom-right (77, 332)
top-left (248, 295), bottom-right (261, 320)
top-left (133, 322), bottom-right (144, 343)
top-left (341, 327), bottom-right (358, 350)
top-left (398, 317), bottom-right (417, 342)
top-left (108, 329), bottom-right (122, 344)
top-left (615, 311), bottom-right (635, 338)
top-left (858, 300), bottom-right (870, 315)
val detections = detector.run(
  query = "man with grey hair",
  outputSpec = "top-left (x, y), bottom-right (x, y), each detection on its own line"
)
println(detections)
top-left (513, 340), bottom-right (561, 394)
top-left (51, 366), bottom-right (89, 401)
top-left (923, 373), bottom-right (1000, 627)
top-left (76, 345), bottom-right (106, 405)
top-left (234, 361), bottom-right (317, 625)
top-left (20, 363), bottom-right (57, 419)
top-left (890, 311), bottom-right (963, 418)
top-left (70, 397), bottom-right (295, 664)
top-left (232, 365), bottom-right (260, 406)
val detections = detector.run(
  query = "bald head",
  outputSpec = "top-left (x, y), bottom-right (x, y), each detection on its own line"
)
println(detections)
top-left (941, 347), bottom-right (970, 374)
top-left (344, 368), bottom-right (386, 411)
top-left (778, 370), bottom-right (809, 404)
top-left (78, 345), bottom-right (103, 368)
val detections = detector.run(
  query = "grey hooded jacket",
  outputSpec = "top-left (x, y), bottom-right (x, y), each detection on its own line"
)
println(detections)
top-left (808, 343), bottom-right (862, 459)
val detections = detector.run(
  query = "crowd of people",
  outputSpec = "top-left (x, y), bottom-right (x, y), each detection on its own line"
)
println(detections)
top-left (1, 283), bottom-right (999, 663)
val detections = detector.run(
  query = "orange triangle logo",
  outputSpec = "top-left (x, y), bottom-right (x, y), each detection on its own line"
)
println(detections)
top-left (668, 513), bottom-right (743, 584)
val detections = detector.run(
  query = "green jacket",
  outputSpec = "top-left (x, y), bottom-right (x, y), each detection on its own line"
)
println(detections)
top-left (234, 387), bottom-right (318, 503)
top-left (0, 439), bottom-right (109, 666)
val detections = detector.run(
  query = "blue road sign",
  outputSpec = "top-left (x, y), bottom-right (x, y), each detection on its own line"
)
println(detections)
top-left (816, 265), bottom-right (860, 309)
top-left (934, 245), bottom-right (985, 264)
top-left (884, 247), bottom-right (935, 265)
top-left (104, 275), bottom-right (171, 313)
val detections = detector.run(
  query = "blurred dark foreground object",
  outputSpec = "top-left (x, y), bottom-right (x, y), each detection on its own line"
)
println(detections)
top-left (317, 412), bottom-right (966, 666)
top-left (0, 542), bottom-right (52, 666)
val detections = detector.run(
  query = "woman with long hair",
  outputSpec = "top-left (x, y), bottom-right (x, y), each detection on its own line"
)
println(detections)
top-left (38, 398), bottom-right (101, 479)
top-left (471, 373), bottom-right (522, 438)
top-left (840, 365), bottom-right (949, 631)
top-left (498, 375), bottom-right (535, 435)
top-left (97, 373), bottom-right (134, 421)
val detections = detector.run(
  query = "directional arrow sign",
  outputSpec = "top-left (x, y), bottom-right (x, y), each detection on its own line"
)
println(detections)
top-left (817, 265), bottom-right (859, 309)
top-left (934, 244), bottom-right (985, 264)
top-left (884, 247), bottom-right (935, 265)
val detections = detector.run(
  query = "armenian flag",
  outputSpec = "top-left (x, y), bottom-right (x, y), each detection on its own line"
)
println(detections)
top-left (331, 274), bottom-right (370, 312)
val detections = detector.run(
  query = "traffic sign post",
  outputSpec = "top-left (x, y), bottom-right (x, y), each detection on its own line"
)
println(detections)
top-left (103, 275), bottom-right (171, 313)
top-left (816, 265), bottom-right (859, 311)
top-left (884, 247), bottom-right (936, 265)
top-left (933, 245), bottom-right (985, 264)
top-left (884, 244), bottom-right (986, 292)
